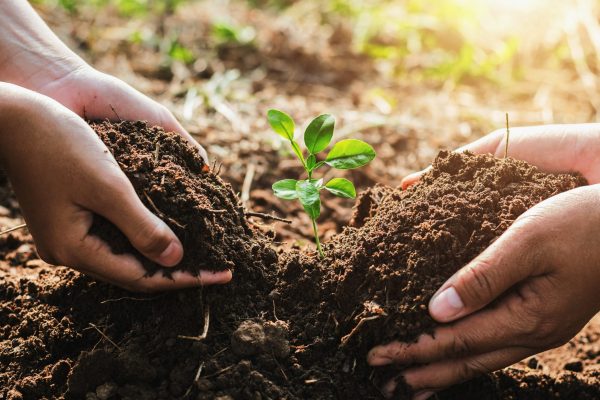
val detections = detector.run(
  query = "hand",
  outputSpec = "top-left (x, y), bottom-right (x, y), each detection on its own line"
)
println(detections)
top-left (368, 124), bottom-right (600, 399)
top-left (401, 123), bottom-right (600, 189)
top-left (0, 83), bottom-right (231, 292)
top-left (34, 64), bottom-right (209, 162)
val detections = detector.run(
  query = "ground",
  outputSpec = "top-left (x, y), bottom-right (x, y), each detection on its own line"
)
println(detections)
top-left (1, 1), bottom-right (599, 399)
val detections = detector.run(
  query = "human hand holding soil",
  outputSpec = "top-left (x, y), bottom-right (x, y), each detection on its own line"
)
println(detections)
top-left (0, 84), bottom-right (230, 292)
top-left (368, 125), bottom-right (600, 399)
top-left (0, 1), bottom-right (229, 291)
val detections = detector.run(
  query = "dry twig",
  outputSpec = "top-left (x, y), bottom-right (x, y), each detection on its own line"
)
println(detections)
top-left (244, 211), bottom-right (292, 224)
top-left (88, 323), bottom-right (121, 350)
top-left (241, 162), bottom-right (256, 206)
top-left (0, 223), bottom-right (27, 236)
top-left (340, 315), bottom-right (380, 347)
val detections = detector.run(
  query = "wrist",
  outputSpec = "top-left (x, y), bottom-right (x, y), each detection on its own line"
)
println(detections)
top-left (0, 1), bottom-right (88, 93)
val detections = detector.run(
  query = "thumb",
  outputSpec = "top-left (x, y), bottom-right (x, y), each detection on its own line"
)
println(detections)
top-left (91, 179), bottom-right (184, 267)
top-left (428, 216), bottom-right (542, 323)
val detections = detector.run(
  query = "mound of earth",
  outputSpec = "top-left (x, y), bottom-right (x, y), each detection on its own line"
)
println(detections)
top-left (275, 150), bottom-right (592, 398)
top-left (0, 122), bottom-right (598, 400)
top-left (89, 120), bottom-right (272, 276)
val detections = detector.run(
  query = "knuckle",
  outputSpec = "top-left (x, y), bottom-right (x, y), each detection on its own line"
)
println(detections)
top-left (132, 221), bottom-right (168, 255)
top-left (455, 361), bottom-right (479, 383)
top-left (447, 334), bottom-right (472, 359)
top-left (458, 259), bottom-right (496, 304)
top-left (460, 359), bottom-right (488, 381)
top-left (87, 171), bottom-right (132, 207)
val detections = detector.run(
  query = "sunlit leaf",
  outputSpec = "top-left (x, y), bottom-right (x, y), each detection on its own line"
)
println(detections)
top-left (325, 139), bottom-right (376, 169)
top-left (296, 180), bottom-right (321, 220)
top-left (324, 178), bottom-right (356, 198)
top-left (267, 109), bottom-right (295, 141)
top-left (304, 114), bottom-right (335, 154)
top-left (272, 179), bottom-right (298, 200)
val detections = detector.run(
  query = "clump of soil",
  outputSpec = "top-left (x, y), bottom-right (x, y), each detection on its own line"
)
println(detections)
top-left (88, 120), bottom-right (273, 276)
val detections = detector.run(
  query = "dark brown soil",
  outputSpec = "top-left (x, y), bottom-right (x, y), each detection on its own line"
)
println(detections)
top-left (1, 126), bottom-right (599, 400)
top-left (88, 120), bottom-right (273, 276)
top-left (326, 150), bottom-right (587, 349)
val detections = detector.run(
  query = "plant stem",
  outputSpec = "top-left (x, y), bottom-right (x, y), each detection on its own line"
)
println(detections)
top-left (311, 218), bottom-right (324, 258)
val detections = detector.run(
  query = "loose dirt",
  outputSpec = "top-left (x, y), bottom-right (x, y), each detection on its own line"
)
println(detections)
top-left (0, 124), bottom-right (598, 400)
top-left (89, 120), bottom-right (273, 276)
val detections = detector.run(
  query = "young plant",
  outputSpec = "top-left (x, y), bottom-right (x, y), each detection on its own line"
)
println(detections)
top-left (267, 109), bottom-right (376, 257)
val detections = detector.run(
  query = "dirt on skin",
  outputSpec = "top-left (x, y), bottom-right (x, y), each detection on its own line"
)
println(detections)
top-left (88, 120), bottom-right (274, 276)
top-left (0, 125), bottom-right (599, 400)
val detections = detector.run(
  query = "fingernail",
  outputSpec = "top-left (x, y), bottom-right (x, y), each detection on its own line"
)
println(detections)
top-left (413, 390), bottom-right (435, 400)
top-left (158, 241), bottom-right (182, 266)
top-left (430, 286), bottom-right (464, 321)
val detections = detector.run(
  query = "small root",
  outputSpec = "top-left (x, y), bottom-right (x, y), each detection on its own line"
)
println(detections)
top-left (100, 295), bottom-right (164, 304)
top-left (244, 211), bottom-right (291, 224)
top-left (109, 104), bottom-right (122, 121)
top-left (178, 303), bottom-right (210, 341)
top-left (143, 191), bottom-right (186, 229)
top-left (340, 315), bottom-right (380, 347)
top-left (200, 208), bottom-right (228, 214)
top-left (154, 142), bottom-right (161, 164)
top-left (88, 323), bottom-right (121, 350)
top-left (181, 361), bottom-right (204, 399)
top-left (241, 162), bottom-right (256, 206)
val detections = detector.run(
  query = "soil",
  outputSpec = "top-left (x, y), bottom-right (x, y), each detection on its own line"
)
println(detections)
top-left (1, 125), bottom-right (599, 400)
top-left (88, 120), bottom-right (274, 276)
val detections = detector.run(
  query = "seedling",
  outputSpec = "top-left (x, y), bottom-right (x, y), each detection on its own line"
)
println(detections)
top-left (266, 109), bottom-right (376, 257)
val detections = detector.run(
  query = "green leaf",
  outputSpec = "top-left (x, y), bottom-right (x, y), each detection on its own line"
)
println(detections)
top-left (307, 154), bottom-right (317, 171)
top-left (267, 109), bottom-right (295, 141)
top-left (296, 180), bottom-right (321, 220)
top-left (304, 114), bottom-right (335, 154)
top-left (325, 139), bottom-right (376, 169)
top-left (272, 179), bottom-right (298, 200)
top-left (290, 140), bottom-right (306, 167)
top-left (325, 178), bottom-right (356, 198)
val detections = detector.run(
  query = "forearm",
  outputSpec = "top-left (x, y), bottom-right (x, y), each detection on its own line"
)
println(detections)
top-left (0, 1), bottom-right (85, 91)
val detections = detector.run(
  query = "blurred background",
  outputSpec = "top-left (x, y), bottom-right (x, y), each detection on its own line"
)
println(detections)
top-left (30, 0), bottom-right (600, 241)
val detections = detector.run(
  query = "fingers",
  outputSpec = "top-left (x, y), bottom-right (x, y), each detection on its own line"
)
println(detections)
top-left (368, 302), bottom-right (531, 367)
top-left (74, 233), bottom-right (231, 292)
top-left (384, 346), bottom-right (531, 397)
top-left (84, 168), bottom-right (184, 267)
top-left (427, 215), bottom-right (543, 323)
top-left (400, 168), bottom-right (429, 190)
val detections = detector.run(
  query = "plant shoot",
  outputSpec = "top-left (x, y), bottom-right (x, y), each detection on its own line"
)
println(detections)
top-left (266, 109), bottom-right (376, 257)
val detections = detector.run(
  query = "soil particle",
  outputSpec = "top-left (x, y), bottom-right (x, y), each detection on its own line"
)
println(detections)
top-left (88, 120), bottom-right (274, 276)
top-left (564, 360), bottom-right (584, 372)
top-left (231, 319), bottom-right (290, 359)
